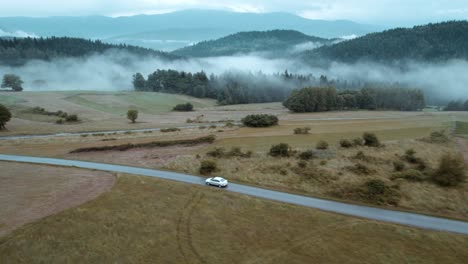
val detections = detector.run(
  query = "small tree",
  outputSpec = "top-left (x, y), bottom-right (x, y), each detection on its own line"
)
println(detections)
top-left (132, 73), bottom-right (146, 91)
top-left (1, 74), bottom-right (23, 91)
top-left (0, 104), bottom-right (12, 130)
top-left (127, 109), bottom-right (139, 123)
top-left (432, 154), bottom-right (466, 187)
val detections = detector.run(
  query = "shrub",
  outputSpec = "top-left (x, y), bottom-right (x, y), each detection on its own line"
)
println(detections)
top-left (360, 179), bottom-right (401, 205)
top-left (432, 154), bottom-right (466, 187)
top-left (56, 119), bottom-right (64, 124)
top-left (127, 109), bottom-right (138, 123)
top-left (242, 114), bottom-right (278, 128)
top-left (225, 121), bottom-right (235, 128)
top-left (352, 137), bottom-right (364, 146)
top-left (363, 132), bottom-right (380, 147)
top-left (207, 148), bottom-right (226, 158)
top-left (269, 143), bottom-right (292, 157)
top-left (392, 169), bottom-right (427, 182)
top-left (173, 103), bottom-right (194, 112)
top-left (161, 128), bottom-right (181, 133)
top-left (0, 104), bottom-right (13, 129)
top-left (294, 127), bottom-right (311, 135)
top-left (339, 139), bottom-right (353, 148)
top-left (393, 161), bottom-right (405, 172)
top-left (316, 140), bottom-right (329, 150)
top-left (353, 151), bottom-right (369, 161)
top-left (320, 160), bottom-right (328, 166)
top-left (207, 147), bottom-right (252, 158)
top-left (65, 114), bottom-right (79, 122)
top-left (209, 125), bottom-right (217, 129)
top-left (404, 149), bottom-right (418, 163)
top-left (199, 160), bottom-right (218, 175)
top-left (299, 150), bottom-right (315, 160)
top-left (297, 160), bottom-right (307, 168)
top-left (427, 131), bottom-right (449, 143)
top-left (348, 163), bottom-right (372, 175)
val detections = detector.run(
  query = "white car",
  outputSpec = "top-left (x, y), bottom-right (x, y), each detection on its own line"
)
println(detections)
top-left (205, 177), bottom-right (229, 188)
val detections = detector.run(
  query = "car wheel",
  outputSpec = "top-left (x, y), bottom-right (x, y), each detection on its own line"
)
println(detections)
top-left (206, 182), bottom-right (210, 185)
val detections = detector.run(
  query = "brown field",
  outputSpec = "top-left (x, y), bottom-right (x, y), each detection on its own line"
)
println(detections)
top-left (0, 162), bottom-right (115, 237)
top-left (1, 173), bottom-right (467, 263)
top-left (0, 99), bottom-right (467, 220)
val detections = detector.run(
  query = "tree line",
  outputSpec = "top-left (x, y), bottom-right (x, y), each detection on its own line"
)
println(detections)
top-left (0, 37), bottom-right (177, 66)
top-left (283, 87), bottom-right (426, 112)
top-left (133, 70), bottom-right (318, 105)
top-left (134, 69), bottom-right (426, 110)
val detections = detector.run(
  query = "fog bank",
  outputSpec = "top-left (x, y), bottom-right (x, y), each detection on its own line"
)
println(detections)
top-left (0, 49), bottom-right (467, 103)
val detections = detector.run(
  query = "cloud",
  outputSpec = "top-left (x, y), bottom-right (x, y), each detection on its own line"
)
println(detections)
top-left (1, 49), bottom-right (466, 105)
top-left (0, 29), bottom-right (38, 38)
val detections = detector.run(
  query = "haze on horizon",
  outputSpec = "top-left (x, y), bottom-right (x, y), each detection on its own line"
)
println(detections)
top-left (1, 0), bottom-right (468, 27)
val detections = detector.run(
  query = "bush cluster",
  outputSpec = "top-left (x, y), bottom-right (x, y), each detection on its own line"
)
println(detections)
top-left (431, 154), bottom-right (466, 187)
top-left (299, 150), bottom-right (316, 160)
top-left (173, 103), bottom-right (194, 112)
top-left (199, 160), bottom-right (218, 175)
top-left (161, 127), bottom-right (181, 133)
top-left (294, 127), bottom-right (311, 135)
top-left (339, 139), bottom-right (353, 148)
top-left (207, 147), bottom-right (252, 158)
top-left (242, 114), bottom-right (278, 128)
top-left (269, 143), bottom-right (292, 157)
top-left (316, 140), bottom-right (329, 150)
top-left (363, 132), bottom-right (380, 147)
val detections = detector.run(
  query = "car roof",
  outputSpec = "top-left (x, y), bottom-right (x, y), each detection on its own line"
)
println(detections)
top-left (213, 177), bottom-right (226, 181)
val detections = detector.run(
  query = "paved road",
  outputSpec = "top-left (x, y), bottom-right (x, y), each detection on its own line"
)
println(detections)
top-left (1, 154), bottom-right (467, 235)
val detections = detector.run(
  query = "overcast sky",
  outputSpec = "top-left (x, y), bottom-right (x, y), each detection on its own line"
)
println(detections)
top-left (1, 0), bottom-right (467, 26)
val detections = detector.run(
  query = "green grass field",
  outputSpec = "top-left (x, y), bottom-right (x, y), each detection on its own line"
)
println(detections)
top-left (0, 94), bottom-right (27, 106)
top-left (1, 174), bottom-right (467, 263)
top-left (65, 92), bottom-right (216, 115)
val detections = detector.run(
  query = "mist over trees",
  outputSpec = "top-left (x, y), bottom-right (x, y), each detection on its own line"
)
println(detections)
top-left (135, 69), bottom-right (318, 105)
top-left (283, 87), bottom-right (425, 112)
top-left (0, 37), bottom-right (177, 66)
top-left (445, 100), bottom-right (468, 111)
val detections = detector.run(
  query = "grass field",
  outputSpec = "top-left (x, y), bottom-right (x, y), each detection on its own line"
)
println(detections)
top-left (456, 121), bottom-right (468, 135)
top-left (1, 173), bottom-right (467, 263)
top-left (65, 92), bottom-right (216, 115)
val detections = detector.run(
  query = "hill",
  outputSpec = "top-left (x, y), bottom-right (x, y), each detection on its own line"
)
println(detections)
top-left (304, 21), bottom-right (468, 64)
top-left (0, 37), bottom-right (177, 66)
top-left (172, 30), bottom-right (333, 57)
top-left (0, 10), bottom-right (382, 51)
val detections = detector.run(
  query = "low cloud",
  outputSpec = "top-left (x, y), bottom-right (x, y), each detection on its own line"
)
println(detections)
top-left (0, 49), bottom-right (466, 104)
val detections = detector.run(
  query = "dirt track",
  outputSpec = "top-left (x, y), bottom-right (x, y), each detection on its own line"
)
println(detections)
top-left (0, 162), bottom-right (115, 237)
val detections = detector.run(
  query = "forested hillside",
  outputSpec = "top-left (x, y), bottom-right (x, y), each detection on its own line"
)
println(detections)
top-left (304, 21), bottom-right (468, 63)
top-left (172, 30), bottom-right (332, 57)
top-left (0, 37), bottom-right (178, 66)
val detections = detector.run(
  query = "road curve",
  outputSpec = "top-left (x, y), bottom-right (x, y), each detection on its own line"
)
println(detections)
top-left (1, 154), bottom-right (467, 235)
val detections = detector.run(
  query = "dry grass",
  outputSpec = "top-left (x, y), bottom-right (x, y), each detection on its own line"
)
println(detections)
top-left (0, 162), bottom-right (115, 237)
top-left (1, 174), bottom-right (467, 263)
top-left (167, 139), bottom-right (468, 220)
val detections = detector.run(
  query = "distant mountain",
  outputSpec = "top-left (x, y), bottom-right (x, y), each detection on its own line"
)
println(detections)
top-left (0, 10), bottom-right (382, 51)
top-left (0, 37), bottom-right (177, 66)
top-left (172, 30), bottom-right (334, 57)
top-left (304, 21), bottom-right (468, 64)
